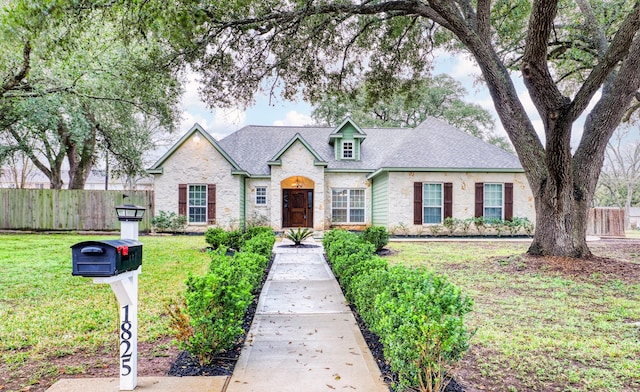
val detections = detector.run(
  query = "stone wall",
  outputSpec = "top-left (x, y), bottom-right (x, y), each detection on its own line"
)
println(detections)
top-left (386, 171), bottom-right (535, 234)
top-left (153, 132), bottom-right (241, 232)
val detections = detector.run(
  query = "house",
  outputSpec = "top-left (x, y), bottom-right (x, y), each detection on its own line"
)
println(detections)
top-left (148, 117), bottom-right (535, 233)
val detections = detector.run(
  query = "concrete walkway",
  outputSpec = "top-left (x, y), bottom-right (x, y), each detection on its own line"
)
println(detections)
top-left (226, 238), bottom-right (388, 392)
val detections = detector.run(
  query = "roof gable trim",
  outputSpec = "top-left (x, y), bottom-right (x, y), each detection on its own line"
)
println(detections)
top-left (268, 133), bottom-right (328, 166)
top-left (328, 117), bottom-right (367, 144)
top-left (148, 123), bottom-right (243, 172)
top-left (367, 166), bottom-right (526, 180)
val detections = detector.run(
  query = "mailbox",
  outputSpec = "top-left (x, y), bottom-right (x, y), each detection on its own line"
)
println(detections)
top-left (72, 239), bottom-right (143, 277)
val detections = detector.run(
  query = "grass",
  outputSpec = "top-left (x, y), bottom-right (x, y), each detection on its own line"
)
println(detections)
top-left (625, 229), bottom-right (640, 239)
top-left (385, 241), bottom-right (640, 391)
top-left (0, 233), bottom-right (209, 386)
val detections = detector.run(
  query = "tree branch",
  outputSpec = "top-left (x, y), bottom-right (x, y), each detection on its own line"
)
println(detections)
top-left (521, 0), bottom-right (567, 122)
top-left (1, 42), bottom-right (31, 98)
top-left (475, 0), bottom-right (491, 42)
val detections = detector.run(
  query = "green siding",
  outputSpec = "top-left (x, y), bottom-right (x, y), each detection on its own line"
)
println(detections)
top-left (371, 172), bottom-right (389, 226)
top-left (335, 125), bottom-right (362, 161)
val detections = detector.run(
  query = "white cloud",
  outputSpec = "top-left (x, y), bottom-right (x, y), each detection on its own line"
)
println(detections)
top-left (450, 55), bottom-right (481, 82)
top-left (273, 111), bottom-right (313, 126)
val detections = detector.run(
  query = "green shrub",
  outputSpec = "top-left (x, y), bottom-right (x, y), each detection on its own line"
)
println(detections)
top-left (323, 229), bottom-right (366, 261)
top-left (373, 267), bottom-right (473, 391)
top-left (459, 218), bottom-right (474, 235)
top-left (361, 226), bottom-right (389, 251)
top-left (204, 227), bottom-right (227, 249)
top-left (486, 218), bottom-right (505, 236)
top-left (226, 229), bottom-right (244, 250)
top-left (241, 232), bottom-right (276, 259)
top-left (169, 239), bottom-right (274, 365)
top-left (473, 216), bottom-right (486, 235)
top-left (181, 261), bottom-right (252, 365)
top-left (152, 210), bottom-right (187, 233)
top-left (232, 251), bottom-right (268, 291)
top-left (243, 226), bottom-right (274, 242)
top-left (324, 229), bottom-right (473, 392)
top-left (442, 217), bottom-right (458, 236)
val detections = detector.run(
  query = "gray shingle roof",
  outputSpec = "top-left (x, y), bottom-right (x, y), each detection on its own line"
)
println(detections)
top-left (212, 117), bottom-right (521, 175)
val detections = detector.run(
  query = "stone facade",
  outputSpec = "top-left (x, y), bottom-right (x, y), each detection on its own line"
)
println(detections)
top-left (153, 132), bottom-right (241, 232)
top-left (385, 171), bottom-right (534, 234)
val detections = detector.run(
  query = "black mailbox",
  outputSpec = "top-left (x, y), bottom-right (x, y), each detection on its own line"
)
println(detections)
top-left (72, 239), bottom-right (143, 277)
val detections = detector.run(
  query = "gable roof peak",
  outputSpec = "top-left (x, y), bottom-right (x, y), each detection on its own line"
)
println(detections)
top-left (329, 116), bottom-right (367, 144)
top-left (147, 123), bottom-right (243, 174)
top-left (268, 132), bottom-right (328, 167)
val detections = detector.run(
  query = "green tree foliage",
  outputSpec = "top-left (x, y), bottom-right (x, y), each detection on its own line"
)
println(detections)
top-left (0, 1), bottom-right (182, 188)
top-left (312, 74), bottom-right (513, 152)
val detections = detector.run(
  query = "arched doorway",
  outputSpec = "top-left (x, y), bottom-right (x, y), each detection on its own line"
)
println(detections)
top-left (282, 176), bottom-right (314, 228)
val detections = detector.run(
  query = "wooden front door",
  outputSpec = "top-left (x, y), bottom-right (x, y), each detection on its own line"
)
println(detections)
top-left (283, 189), bottom-right (313, 228)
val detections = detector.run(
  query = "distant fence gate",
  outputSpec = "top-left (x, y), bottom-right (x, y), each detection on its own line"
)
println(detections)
top-left (0, 189), bottom-right (154, 232)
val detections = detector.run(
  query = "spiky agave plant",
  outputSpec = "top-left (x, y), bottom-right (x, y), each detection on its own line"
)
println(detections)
top-left (285, 228), bottom-right (313, 246)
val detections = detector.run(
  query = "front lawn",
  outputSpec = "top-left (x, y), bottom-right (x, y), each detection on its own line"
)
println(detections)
top-left (0, 234), bottom-right (210, 391)
top-left (385, 240), bottom-right (640, 391)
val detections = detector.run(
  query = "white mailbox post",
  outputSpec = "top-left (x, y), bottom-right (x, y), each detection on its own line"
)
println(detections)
top-left (94, 204), bottom-right (145, 391)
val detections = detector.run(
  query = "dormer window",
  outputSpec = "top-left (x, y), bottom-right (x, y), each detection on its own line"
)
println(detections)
top-left (342, 141), bottom-right (354, 159)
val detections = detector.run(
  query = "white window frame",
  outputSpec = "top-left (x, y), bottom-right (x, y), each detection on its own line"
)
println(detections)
top-left (331, 188), bottom-right (365, 223)
top-left (255, 186), bottom-right (267, 206)
top-left (342, 141), bottom-right (354, 159)
top-left (422, 183), bottom-right (443, 224)
top-left (484, 183), bottom-right (504, 220)
top-left (188, 184), bottom-right (207, 224)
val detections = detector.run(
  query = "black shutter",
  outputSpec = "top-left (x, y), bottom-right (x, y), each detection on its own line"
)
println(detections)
top-left (504, 183), bottom-right (513, 221)
top-left (207, 184), bottom-right (216, 224)
top-left (414, 182), bottom-right (423, 225)
top-left (178, 184), bottom-right (187, 216)
top-left (444, 182), bottom-right (453, 219)
top-left (475, 183), bottom-right (484, 218)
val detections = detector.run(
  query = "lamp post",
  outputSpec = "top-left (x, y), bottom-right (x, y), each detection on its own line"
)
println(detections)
top-left (93, 204), bottom-right (145, 390)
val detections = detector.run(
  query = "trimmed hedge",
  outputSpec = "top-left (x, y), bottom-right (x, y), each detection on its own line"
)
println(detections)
top-left (168, 228), bottom-right (275, 365)
top-left (361, 225), bottom-right (389, 251)
top-left (323, 229), bottom-right (473, 391)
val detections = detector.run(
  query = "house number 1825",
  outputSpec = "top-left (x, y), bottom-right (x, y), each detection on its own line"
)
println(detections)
top-left (120, 304), bottom-right (133, 376)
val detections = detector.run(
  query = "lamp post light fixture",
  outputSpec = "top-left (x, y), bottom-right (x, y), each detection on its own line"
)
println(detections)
top-left (115, 204), bottom-right (145, 241)
top-left (115, 204), bottom-right (146, 222)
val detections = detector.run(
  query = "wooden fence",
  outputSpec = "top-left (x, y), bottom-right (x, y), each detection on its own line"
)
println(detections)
top-left (587, 207), bottom-right (625, 237)
top-left (0, 189), bottom-right (154, 232)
